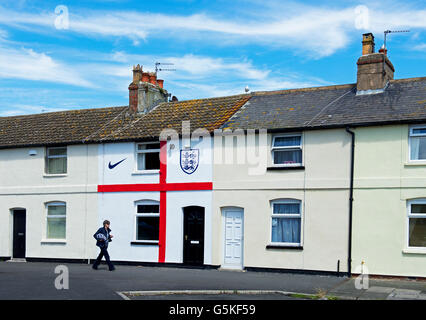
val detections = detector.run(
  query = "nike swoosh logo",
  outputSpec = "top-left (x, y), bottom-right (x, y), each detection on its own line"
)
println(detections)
top-left (108, 158), bottom-right (126, 169)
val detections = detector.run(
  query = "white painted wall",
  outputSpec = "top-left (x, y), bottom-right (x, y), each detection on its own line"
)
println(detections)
top-left (0, 144), bottom-right (98, 259)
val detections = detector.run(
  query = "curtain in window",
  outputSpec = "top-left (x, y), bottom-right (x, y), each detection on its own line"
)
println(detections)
top-left (47, 218), bottom-right (66, 238)
top-left (47, 205), bottom-right (66, 239)
top-left (274, 150), bottom-right (302, 164)
top-left (48, 158), bottom-right (67, 174)
top-left (411, 137), bottom-right (426, 160)
top-left (272, 218), bottom-right (301, 243)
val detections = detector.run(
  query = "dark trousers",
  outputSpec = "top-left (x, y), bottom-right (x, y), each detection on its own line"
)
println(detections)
top-left (93, 247), bottom-right (114, 270)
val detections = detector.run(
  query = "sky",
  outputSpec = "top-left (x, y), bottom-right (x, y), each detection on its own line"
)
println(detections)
top-left (0, 0), bottom-right (425, 116)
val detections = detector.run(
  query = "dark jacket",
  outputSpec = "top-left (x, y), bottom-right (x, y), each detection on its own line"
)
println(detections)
top-left (93, 227), bottom-right (112, 249)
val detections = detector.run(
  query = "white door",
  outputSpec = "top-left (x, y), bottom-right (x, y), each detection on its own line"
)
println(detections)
top-left (223, 208), bottom-right (244, 269)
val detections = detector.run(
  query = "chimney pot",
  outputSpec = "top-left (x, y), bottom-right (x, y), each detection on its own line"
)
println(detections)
top-left (149, 72), bottom-right (157, 85)
top-left (132, 64), bottom-right (143, 83)
top-left (157, 79), bottom-right (164, 88)
top-left (362, 32), bottom-right (375, 55)
top-left (142, 72), bottom-right (150, 82)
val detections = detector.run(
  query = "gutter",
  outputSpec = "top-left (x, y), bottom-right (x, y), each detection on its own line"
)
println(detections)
top-left (345, 127), bottom-right (355, 277)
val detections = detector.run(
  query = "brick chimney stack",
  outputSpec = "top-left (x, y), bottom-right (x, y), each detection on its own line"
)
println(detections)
top-left (128, 65), bottom-right (168, 114)
top-left (356, 33), bottom-right (394, 94)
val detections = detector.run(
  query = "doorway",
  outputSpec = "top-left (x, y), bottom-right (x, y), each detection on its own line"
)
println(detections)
top-left (183, 206), bottom-right (205, 265)
top-left (12, 209), bottom-right (26, 259)
top-left (222, 207), bottom-right (244, 269)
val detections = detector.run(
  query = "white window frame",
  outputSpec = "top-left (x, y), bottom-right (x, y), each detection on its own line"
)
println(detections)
top-left (408, 125), bottom-right (426, 162)
top-left (45, 201), bottom-right (66, 240)
top-left (269, 199), bottom-right (303, 247)
top-left (134, 200), bottom-right (160, 244)
top-left (406, 199), bottom-right (426, 250)
top-left (45, 146), bottom-right (68, 175)
top-left (134, 142), bottom-right (161, 173)
top-left (271, 133), bottom-right (303, 167)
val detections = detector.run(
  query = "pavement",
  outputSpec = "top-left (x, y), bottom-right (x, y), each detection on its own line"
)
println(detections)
top-left (0, 260), bottom-right (425, 300)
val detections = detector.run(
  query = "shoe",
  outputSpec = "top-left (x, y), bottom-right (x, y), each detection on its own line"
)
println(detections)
top-left (92, 265), bottom-right (98, 270)
top-left (109, 267), bottom-right (116, 271)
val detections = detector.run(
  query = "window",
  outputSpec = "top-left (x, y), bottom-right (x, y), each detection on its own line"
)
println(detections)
top-left (407, 200), bottom-right (426, 248)
top-left (409, 126), bottom-right (426, 161)
top-left (135, 201), bottom-right (160, 242)
top-left (46, 147), bottom-right (67, 174)
top-left (271, 200), bottom-right (302, 246)
top-left (136, 142), bottom-right (160, 171)
top-left (46, 202), bottom-right (66, 239)
top-left (271, 135), bottom-right (302, 166)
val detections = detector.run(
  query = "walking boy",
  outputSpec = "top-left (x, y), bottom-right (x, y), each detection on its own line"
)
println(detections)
top-left (92, 220), bottom-right (115, 271)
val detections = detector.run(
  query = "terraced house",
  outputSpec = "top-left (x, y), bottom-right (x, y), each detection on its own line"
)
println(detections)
top-left (0, 33), bottom-right (425, 278)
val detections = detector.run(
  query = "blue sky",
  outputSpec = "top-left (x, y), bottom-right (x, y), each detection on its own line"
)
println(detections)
top-left (0, 0), bottom-right (425, 116)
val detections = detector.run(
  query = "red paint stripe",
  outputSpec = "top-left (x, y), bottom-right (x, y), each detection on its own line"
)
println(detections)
top-left (158, 191), bottom-right (167, 263)
top-left (158, 140), bottom-right (167, 263)
top-left (97, 182), bottom-right (213, 193)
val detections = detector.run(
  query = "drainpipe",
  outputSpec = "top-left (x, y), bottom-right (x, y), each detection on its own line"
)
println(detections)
top-left (345, 127), bottom-right (355, 278)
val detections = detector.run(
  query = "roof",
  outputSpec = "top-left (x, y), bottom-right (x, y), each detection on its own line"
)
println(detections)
top-left (0, 95), bottom-right (250, 149)
top-left (0, 76), bottom-right (425, 149)
top-left (222, 77), bottom-right (426, 131)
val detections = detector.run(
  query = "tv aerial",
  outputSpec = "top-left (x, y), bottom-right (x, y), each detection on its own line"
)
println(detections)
top-left (155, 62), bottom-right (176, 76)
top-left (383, 29), bottom-right (410, 49)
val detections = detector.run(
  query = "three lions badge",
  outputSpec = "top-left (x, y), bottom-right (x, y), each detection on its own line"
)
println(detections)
top-left (180, 149), bottom-right (199, 174)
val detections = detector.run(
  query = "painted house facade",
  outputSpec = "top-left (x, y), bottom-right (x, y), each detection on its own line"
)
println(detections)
top-left (0, 33), bottom-right (425, 278)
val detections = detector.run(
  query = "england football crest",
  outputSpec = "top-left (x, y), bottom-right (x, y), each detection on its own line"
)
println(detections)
top-left (180, 149), bottom-right (199, 175)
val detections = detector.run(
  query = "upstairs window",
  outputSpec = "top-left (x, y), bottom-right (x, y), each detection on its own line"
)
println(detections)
top-left (407, 200), bottom-right (426, 248)
top-left (409, 127), bottom-right (426, 161)
top-left (46, 202), bottom-right (66, 239)
top-left (45, 147), bottom-right (67, 174)
top-left (271, 199), bottom-right (302, 246)
top-left (136, 142), bottom-right (160, 171)
top-left (271, 135), bottom-right (302, 166)
top-left (135, 201), bottom-right (160, 242)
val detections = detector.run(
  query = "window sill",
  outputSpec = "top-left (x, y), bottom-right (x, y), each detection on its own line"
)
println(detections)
top-left (132, 170), bottom-right (160, 175)
top-left (131, 241), bottom-right (159, 246)
top-left (266, 244), bottom-right (303, 250)
top-left (402, 248), bottom-right (426, 255)
top-left (404, 162), bottom-right (426, 167)
top-left (41, 239), bottom-right (66, 244)
top-left (267, 166), bottom-right (305, 171)
top-left (43, 173), bottom-right (68, 178)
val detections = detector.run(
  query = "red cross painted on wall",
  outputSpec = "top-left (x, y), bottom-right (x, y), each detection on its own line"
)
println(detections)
top-left (97, 141), bottom-right (213, 263)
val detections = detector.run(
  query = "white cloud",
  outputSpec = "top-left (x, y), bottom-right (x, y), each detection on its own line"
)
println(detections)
top-left (0, 46), bottom-right (94, 87)
top-left (0, 3), bottom-right (424, 57)
top-left (413, 43), bottom-right (426, 51)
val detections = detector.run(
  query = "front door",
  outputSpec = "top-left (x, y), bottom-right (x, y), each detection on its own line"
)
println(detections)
top-left (223, 208), bottom-right (243, 269)
top-left (13, 209), bottom-right (26, 258)
top-left (183, 206), bottom-right (205, 265)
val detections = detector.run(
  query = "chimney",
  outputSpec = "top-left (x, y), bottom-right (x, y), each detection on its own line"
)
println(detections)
top-left (356, 33), bottom-right (395, 94)
top-left (128, 65), bottom-right (168, 114)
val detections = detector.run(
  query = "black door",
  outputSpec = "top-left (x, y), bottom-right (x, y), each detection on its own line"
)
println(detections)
top-left (13, 209), bottom-right (26, 258)
top-left (183, 206), bottom-right (205, 265)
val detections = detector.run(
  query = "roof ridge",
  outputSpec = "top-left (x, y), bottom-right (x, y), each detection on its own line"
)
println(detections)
top-left (252, 83), bottom-right (356, 96)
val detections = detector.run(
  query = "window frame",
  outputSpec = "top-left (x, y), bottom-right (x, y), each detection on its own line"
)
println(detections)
top-left (45, 146), bottom-right (68, 175)
top-left (134, 200), bottom-right (160, 244)
top-left (45, 201), bottom-right (66, 240)
top-left (271, 133), bottom-right (303, 167)
top-left (269, 199), bottom-right (303, 247)
top-left (134, 142), bottom-right (161, 173)
top-left (406, 199), bottom-right (426, 250)
top-left (408, 125), bottom-right (426, 162)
